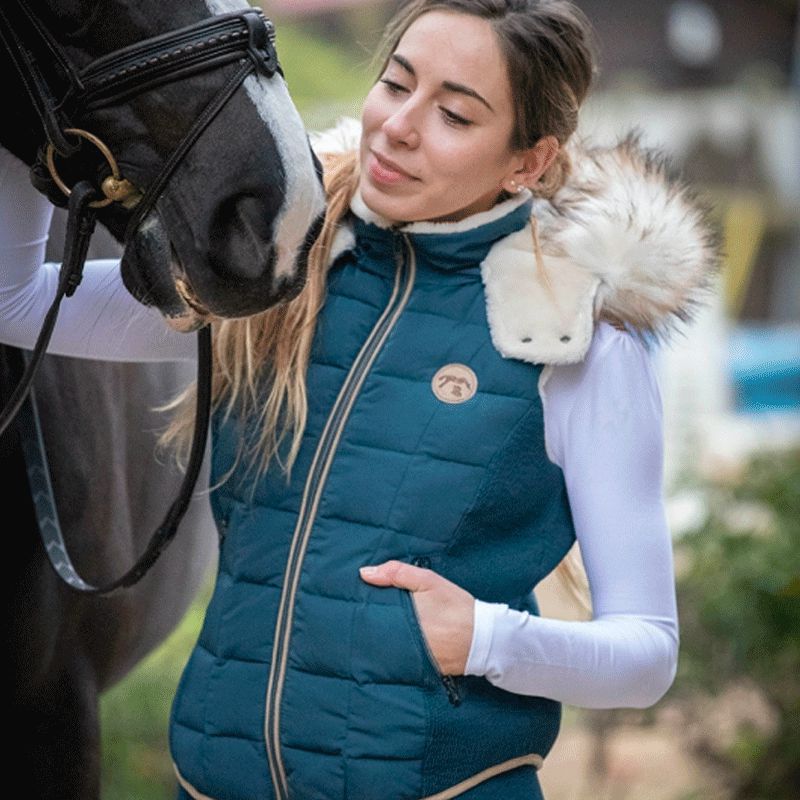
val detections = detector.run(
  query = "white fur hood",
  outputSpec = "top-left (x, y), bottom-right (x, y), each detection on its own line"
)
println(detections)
top-left (310, 116), bottom-right (720, 365)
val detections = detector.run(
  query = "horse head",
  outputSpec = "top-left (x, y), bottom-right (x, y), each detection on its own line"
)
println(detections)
top-left (1, 0), bottom-right (326, 330)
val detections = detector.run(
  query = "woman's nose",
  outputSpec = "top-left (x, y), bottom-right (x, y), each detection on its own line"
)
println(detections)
top-left (382, 104), bottom-right (420, 148)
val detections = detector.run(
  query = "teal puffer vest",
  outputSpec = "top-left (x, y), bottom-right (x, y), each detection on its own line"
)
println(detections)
top-left (169, 196), bottom-right (577, 800)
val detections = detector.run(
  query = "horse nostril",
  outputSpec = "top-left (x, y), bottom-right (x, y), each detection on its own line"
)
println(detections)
top-left (209, 194), bottom-right (275, 281)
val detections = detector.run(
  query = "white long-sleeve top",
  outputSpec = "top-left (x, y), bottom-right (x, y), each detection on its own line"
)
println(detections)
top-left (0, 147), bottom-right (678, 709)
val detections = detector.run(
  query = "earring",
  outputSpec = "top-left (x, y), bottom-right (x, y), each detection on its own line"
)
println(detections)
top-left (508, 180), bottom-right (523, 194)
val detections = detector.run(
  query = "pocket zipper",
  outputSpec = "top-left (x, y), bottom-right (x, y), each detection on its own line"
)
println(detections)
top-left (409, 555), bottom-right (463, 707)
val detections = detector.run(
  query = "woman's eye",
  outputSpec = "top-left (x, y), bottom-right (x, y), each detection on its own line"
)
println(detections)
top-left (379, 79), bottom-right (472, 127)
top-left (440, 108), bottom-right (472, 127)
top-left (380, 79), bottom-right (407, 94)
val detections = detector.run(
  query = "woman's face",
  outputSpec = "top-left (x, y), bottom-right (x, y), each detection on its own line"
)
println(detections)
top-left (359, 10), bottom-right (528, 224)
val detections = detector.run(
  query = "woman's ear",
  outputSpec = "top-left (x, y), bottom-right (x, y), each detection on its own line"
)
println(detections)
top-left (504, 135), bottom-right (560, 192)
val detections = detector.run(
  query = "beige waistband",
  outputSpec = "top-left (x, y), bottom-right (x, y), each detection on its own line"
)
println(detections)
top-left (173, 750), bottom-right (543, 800)
top-left (420, 752), bottom-right (543, 800)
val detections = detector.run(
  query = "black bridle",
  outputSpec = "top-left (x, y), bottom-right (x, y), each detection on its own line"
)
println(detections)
top-left (0, 1), bottom-right (282, 594)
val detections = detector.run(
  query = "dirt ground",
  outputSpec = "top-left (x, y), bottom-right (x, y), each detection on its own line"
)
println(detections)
top-left (538, 720), bottom-right (713, 800)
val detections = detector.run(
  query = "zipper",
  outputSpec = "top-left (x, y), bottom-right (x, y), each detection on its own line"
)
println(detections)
top-left (409, 556), bottom-right (463, 707)
top-left (263, 233), bottom-right (417, 800)
top-left (217, 515), bottom-right (229, 546)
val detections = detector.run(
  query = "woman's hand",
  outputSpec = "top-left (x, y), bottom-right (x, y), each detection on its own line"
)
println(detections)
top-left (359, 560), bottom-right (475, 676)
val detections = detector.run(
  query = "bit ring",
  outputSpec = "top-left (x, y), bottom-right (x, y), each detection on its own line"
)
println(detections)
top-left (45, 128), bottom-right (125, 209)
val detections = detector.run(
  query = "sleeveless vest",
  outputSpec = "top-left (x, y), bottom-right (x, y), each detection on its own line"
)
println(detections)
top-left (168, 195), bottom-right (579, 800)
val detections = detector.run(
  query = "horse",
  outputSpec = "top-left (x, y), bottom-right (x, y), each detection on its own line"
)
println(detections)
top-left (2, 0), bottom-right (325, 796)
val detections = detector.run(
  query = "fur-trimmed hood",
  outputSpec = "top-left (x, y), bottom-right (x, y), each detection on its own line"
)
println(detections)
top-left (310, 116), bottom-right (721, 365)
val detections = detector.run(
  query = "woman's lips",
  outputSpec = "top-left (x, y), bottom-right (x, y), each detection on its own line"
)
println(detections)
top-left (368, 151), bottom-right (418, 185)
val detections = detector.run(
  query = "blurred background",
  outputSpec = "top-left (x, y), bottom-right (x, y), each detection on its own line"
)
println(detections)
top-left (98, 1), bottom-right (800, 798)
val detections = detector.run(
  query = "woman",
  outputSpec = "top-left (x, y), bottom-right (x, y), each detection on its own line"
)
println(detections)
top-left (0, 1), bottom-right (719, 798)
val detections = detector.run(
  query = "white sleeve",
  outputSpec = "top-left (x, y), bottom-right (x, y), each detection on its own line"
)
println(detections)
top-left (463, 322), bottom-right (679, 709)
top-left (0, 147), bottom-right (195, 363)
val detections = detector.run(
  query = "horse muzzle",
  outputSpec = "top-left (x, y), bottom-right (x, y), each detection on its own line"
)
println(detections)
top-left (120, 209), bottom-right (196, 321)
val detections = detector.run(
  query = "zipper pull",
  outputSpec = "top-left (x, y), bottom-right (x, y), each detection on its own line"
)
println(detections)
top-left (217, 515), bottom-right (229, 545)
top-left (442, 675), bottom-right (463, 707)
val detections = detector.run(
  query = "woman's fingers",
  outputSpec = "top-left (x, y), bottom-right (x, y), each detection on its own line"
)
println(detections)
top-left (359, 559), bottom-right (428, 591)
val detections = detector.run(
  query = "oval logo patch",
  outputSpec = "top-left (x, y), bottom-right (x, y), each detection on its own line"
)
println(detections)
top-left (432, 364), bottom-right (478, 404)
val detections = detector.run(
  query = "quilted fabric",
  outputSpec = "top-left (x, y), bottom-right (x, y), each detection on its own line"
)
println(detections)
top-left (168, 196), bottom-right (576, 800)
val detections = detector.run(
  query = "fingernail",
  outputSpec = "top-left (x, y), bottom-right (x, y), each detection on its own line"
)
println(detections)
top-left (360, 565), bottom-right (378, 576)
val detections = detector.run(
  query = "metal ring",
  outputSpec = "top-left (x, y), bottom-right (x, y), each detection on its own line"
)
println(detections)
top-left (45, 128), bottom-right (121, 209)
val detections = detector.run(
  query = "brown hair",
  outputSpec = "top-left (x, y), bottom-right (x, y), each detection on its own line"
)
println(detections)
top-left (163, 1), bottom-right (596, 494)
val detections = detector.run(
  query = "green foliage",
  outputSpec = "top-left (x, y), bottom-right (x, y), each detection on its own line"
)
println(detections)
top-left (274, 22), bottom-right (376, 128)
top-left (674, 448), bottom-right (800, 799)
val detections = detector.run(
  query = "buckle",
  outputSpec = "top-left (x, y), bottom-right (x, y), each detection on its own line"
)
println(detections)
top-left (242, 10), bottom-right (280, 77)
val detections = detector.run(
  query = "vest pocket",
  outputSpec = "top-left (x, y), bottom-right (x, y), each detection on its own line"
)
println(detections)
top-left (402, 554), bottom-right (463, 707)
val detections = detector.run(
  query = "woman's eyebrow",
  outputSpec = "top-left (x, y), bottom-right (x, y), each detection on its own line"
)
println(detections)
top-left (390, 53), bottom-right (495, 113)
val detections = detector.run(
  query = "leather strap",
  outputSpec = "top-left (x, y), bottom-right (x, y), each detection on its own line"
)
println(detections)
top-left (16, 326), bottom-right (212, 595)
top-left (0, 181), bottom-right (97, 437)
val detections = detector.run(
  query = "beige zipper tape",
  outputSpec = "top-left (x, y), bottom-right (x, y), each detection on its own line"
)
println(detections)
top-left (173, 762), bottom-right (218, 800)
top-left (267, 236), bottom-right (416, 798)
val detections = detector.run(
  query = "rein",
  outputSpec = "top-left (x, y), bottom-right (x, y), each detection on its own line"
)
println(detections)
top-left (0, 1), bottom-right (281, 594)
